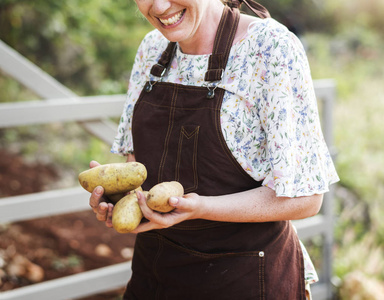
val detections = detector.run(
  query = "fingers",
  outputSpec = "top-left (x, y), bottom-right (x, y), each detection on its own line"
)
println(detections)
top-left (89, 186), bottom-right (104, 213)
top-left (132, 219), bottom-right (156, 233)
top-left (169, 193), bottom-right (198, 211)
top-left (105, 203), bottom-right (114, 228)
top-left (126, 154), bottom-right (136, 162)
top-left (95, 202), bottom-right (114, 227)
top-left (136, 191), bottom-right (155, 219)
top-left (168, 193), bottom-right (201, 220)
top-left (89, 185), bottom-right (114, 227)
top-left (132, 192), bottom-right (201, 233)
top-left (89, 160), bottom-right (101, 168)
top-left (87, 161), bottom-right (115, 228)
top-left (96, 202), bottom-right (109, 221)
top-left (136, 191), bottom-right (171, 229)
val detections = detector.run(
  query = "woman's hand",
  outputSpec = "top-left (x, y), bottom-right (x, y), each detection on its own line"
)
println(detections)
top-left (89, 154), bottom-right (136, 228)
top-left (131, 191), bottom-right (203, 233)
top-left (88, 160), bottom-right (114, 227)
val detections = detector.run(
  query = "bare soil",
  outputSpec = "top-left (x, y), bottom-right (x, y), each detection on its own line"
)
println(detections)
top-left (0, 149), bottom-right (135, 299)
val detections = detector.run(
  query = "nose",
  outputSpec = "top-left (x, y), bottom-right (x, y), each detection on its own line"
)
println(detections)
top-left (151, 0), bottom-right (172, 15)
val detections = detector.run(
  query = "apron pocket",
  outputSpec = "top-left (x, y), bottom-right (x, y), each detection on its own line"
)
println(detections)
top-left (175, 125), bottom-right (200, 193)
top-left (155, 234), bottom-right (265, 300)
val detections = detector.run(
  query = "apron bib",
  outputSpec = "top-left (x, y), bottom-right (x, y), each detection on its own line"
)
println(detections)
top-left (125, 6), bottom-right (305, 300)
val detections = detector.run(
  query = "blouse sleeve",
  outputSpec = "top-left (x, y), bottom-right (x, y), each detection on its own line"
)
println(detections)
top-left (256, 26), bottom-right (339, 197)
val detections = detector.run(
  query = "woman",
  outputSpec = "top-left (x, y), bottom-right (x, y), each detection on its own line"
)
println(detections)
top-left (89, 0), bottom-right (339, 299)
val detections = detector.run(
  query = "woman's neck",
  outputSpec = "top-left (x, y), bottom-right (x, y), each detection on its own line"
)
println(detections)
top-left (178, 5), bottom-right (257, 55)
top-left (178, 2), bottom-right (225, 55)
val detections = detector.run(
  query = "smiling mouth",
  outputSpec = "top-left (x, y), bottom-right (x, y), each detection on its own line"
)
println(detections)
top-left (159, 9), bottom-right (186, 26)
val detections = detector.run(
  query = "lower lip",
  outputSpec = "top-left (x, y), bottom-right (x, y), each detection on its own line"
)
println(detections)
top-left (160, 10), bottom-right (186, 29)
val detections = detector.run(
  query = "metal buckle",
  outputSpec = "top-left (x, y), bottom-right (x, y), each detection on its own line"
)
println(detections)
top-left (217, 68), bottom-right (224, 81)
top-left (145, 81), bottom-right (155, 93)
top-left (205, 69), bottom-right (224, 99)
top-left (153, 63), bottom-right (167, 78)
top-left (206, 84), bottom-right (219, 99)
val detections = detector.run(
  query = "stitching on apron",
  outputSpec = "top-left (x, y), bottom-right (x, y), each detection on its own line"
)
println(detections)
top-left (298, 237), bottom-right (305, 300)
top-left (185, 126), bottom-right (200, 192)
top-left (181, 126), bottom-right (200, 139)
top-left (139, 100), bottom-right (218, 111)
top-left (171, 220), bottom-right (233, 230)
top-left (175, 126), bottom-right (200, 192)
top-left (222, 10), bottom-right (239, 66)
top-left (157, 85), bottom-right (178, 183)
top-left (288, 221), bottom-right (306, 299)
top-left (214, 8), bottom-right (227, 54)
top-left (206, 7), bottom-right (239, 81)
top-left (145, 82), bottom-right (208, 91)
top-left (191, 127), bottom-right (199, 192)
top-left (208, 8), bottom-right (228, 71)
top-left (259, 255), bottom-right (265, 300)
top-left (213, 88), bottom-right (258, 181)
top-left (158, 233), bottom-right (263, 259)
top-left (175, 129), bottom-right (184, 182)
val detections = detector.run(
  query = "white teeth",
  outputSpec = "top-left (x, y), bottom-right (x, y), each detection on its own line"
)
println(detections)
top-left (159, 10), bottom-right (183, 26)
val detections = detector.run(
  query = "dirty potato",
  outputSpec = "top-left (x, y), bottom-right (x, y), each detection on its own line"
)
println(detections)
top-left (78, 162), bottom-right (147, 195)
top-left (112, 193), bottom-right (143, 233)
top-left (107, 186), bottom-right (143, 204)
top-left (146, 181), bottom-right (184, 213)
top-left (105, 192), bottom-right (126, 204)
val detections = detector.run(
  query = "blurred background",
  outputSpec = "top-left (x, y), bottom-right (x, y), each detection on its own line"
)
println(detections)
top-left (0, 0), bottom-right (383, 299)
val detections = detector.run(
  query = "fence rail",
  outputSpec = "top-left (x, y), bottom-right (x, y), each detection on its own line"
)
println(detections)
top-left (0, 39), bottom-right (336, 299)
top-left (0, 95), bottom-right (126, 128)
top-left (0, 39), bottom-right (118, 144)
top-left (0, 263), bottom-right (132, 300)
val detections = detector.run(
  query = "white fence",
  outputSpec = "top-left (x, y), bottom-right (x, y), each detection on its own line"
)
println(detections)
top-left (0, 39), bottom-right (336, 299)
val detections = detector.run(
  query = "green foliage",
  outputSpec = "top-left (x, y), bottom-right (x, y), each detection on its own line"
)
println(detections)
top-left (322, 0), bottom-right (384, 36)
top-left (0, 0), bottom-right (152, 95)
top-left (51, 253), bottom-right (84, 271)
top-left (303, 9), bottom-right (384, 288)
top-left (0, 0), bottom-right (145, 179)
top-left (0, 71), bottom-right (38, 103)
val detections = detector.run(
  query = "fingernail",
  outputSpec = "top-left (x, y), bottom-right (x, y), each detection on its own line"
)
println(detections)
top-left (95, 186), bottom-right (102, 195)
top-left (169, 197), bottom-right (179, 206)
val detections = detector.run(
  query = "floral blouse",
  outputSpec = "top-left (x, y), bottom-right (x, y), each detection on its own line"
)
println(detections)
top-left (111, 16), bottom-right (339, 284)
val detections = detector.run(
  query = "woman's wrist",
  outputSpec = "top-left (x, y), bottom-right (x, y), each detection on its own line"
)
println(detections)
top-left (192, 194), bottom-right (212, 220)
top-left (182, 193), bottom-right (209, 221)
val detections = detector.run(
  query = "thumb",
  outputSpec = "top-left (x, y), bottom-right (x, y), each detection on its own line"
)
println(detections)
top-left (169, 195), bottom-right (196, 210)
top-left (169, 197), bottom-right (180, 207)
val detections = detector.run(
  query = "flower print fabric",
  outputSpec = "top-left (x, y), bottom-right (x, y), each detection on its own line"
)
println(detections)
top-left (111, 16), bottom-right (339, 286)
top-left (111, 17), bottom-right (339, 198)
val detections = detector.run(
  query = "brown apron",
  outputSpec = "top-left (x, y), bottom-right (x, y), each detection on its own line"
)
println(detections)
top-left (125, 6), bottom-right (305, 300)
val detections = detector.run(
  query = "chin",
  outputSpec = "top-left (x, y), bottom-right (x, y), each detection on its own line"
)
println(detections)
top-left (159, 31), bottom-right (189, 43)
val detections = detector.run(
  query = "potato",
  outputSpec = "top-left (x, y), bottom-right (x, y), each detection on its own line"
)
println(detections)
top-left (146, 181), bottom-right (184, 213)
top-left (105, 193), bottom-right (126, 204)
top-left (106, 186), bottom-right (143, 204)
top-left (129, 186), bottom-right (143, 194)
top-left (78, 162), bottom-right (147, 195)
top-left (112, 193), bottom-right (143, 233)
top-left (112, 191), bottom-right (149, 233)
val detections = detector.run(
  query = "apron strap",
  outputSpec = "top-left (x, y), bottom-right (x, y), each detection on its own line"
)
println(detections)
top-left (150, 41), bottom-right (177, 78)
top-left (204, 6), bottom-right (240, 82)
